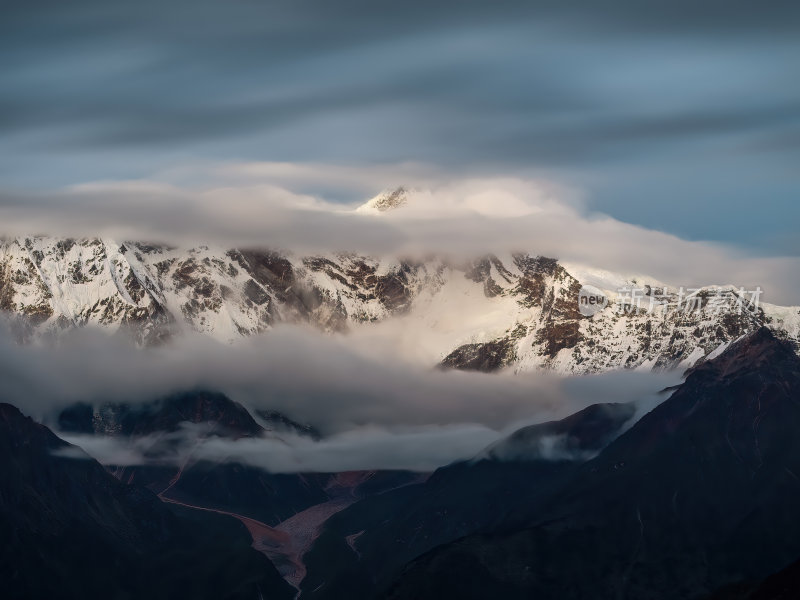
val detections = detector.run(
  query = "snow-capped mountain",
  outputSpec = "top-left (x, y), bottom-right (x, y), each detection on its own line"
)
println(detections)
top-left (1, 191), bottom-right (798, 374)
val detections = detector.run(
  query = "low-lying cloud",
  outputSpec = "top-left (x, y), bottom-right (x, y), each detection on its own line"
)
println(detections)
top-left (1, 171), bottom-right (798, 304)
top-left (1, 323), bottom-right (678, 472)
top-left (57, 423), bottom-right (505, 473)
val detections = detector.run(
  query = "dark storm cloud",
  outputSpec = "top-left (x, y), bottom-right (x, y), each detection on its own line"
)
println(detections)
top-left (2, 0), bottom-right (799, 154)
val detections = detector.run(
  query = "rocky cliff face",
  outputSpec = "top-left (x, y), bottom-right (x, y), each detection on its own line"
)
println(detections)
top-left (1, 236), bottom-right (798, 373)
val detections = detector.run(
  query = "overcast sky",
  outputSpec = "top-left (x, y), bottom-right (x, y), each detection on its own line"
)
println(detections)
top-left (2, 1), bottom-right (799, 254)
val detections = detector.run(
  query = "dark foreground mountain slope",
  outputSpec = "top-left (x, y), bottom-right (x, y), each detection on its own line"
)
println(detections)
top-left (300, 402), bottom-right (636, 599)
top-left (709, 555), bottom-right (800, 600)
top-left (0, 402), bottom-right (294, 600)
top-left (385, 328), bottom-right (800, 600)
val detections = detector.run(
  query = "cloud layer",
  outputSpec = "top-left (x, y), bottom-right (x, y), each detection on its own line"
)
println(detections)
top-left (2, 172), bottom-right (798, 304)
top-left (0, 323), bottom-right (678, 472)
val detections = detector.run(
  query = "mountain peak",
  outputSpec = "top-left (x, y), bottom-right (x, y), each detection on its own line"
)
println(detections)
top-left (688, 326), bottom-right (799, 380)
top-left (0, 402), bottom-right (62, 448)
top-left (588, 324), bottom-right (800, 477)
top-left (0, 402), bottom-right (21, 421)
top-left (57, 390), bottom-right (265, 439)
top-left (356, 186), bottom-right (408, 214)
top-left (481, 402), bottom-right (636, 462)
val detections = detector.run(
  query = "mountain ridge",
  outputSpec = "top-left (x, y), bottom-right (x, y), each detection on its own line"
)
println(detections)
top-left (1, 236), bottom-right (798, 374)
top-left (0, 401), bottom-right (295, 600)
top-left (382, 327), bottom-right (800, 599)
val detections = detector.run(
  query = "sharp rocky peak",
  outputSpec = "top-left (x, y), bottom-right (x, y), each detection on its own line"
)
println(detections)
top-left (357, 186), bottom-right (409, 213)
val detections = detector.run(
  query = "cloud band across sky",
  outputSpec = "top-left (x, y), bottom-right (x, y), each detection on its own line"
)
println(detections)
top-left (1, 0), bottom-right (799, 253)
top-left (1, 169), bottom-right (798, 304)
